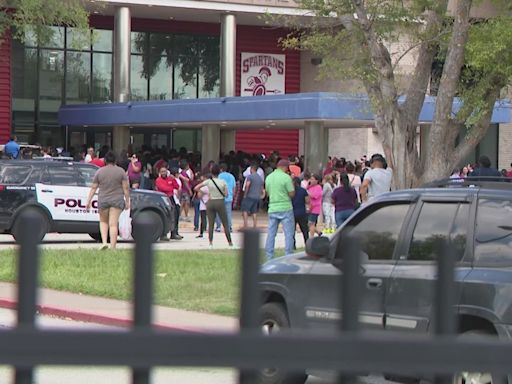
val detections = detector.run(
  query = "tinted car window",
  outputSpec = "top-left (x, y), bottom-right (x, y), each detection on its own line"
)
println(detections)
top-left (76, 165), bottom-right (98, 187)
top-left (475, 198), bottom-right (512, 264)
top-left (0, 165), bottom-right (32, 184)
top-left (408, 202), bottom-right (469, 262)
top-left (48, 167), bottom-right (79, 186)
top-left (338, 203), bottom-right (410, 261)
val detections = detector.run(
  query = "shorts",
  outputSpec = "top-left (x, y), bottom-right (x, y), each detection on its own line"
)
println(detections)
top-left (241, 197), bottom-right (259, 214)
top-left (308, 213), bottom-right (319, 224)
top-left (180, 193), bottom-right (191, 204)
top-left (98, 199), bottom-right (125, 210)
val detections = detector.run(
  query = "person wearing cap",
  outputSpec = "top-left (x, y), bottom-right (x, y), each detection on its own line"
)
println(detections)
top-left (360, 154), bottom-right (392, 203)
top-left (264, 159), bottom-right (295, 260)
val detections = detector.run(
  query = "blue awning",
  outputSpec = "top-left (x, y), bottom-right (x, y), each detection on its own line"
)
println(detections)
top-left (58, 92), bottom-right (511, 128)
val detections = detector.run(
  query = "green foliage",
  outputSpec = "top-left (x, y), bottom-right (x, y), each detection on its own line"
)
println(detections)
top-left (1, 0), bottom-right (90, 46)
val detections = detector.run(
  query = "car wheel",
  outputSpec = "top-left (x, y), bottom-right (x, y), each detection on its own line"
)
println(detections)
top-left (452, 330), bottom-right (507, 384)
top-left (258, 302), bottom-right (308, 384)
top-left (12, 207), bottom-right (49, 244)
top-left (132, 210), bottom-right (164, 243)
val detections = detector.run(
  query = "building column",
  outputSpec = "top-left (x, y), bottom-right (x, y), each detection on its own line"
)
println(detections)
top-left (304, 121), bottom-right (328, 174)
top-left (112, 6), bottom-right (131, 155)
top-left (202, 124), bottom-right (221, 168)
top-left (219, 14), bottom-right (236, 154)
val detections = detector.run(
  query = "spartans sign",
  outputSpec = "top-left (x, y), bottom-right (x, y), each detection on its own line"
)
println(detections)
top-left (241, 53), bottom-right (285, 96)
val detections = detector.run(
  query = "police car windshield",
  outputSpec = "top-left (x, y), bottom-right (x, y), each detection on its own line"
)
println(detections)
top-left (0, 165), bottom-right (32, 184)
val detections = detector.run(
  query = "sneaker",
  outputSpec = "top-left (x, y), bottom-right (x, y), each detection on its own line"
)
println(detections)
top-left (170, 234), bottom-right (184, 240)
top-left (229, 243), bottom-right (239, 249)
top-left (208, 244), bottom-right (213, 249)
top-left (160, 236), bottom-right (170, 242)
top-left (215, 228), bottom-right (221, 233)
top-left (196, 234), bottom-right (203, 238)
top-left (193, 227), bottom-right (199, 231)
top-left (100, 244), bottom-right (109, 250)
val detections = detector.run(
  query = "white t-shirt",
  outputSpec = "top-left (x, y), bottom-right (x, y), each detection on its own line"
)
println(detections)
top-left (347, 173), bottom-right (362, 202)
top-left (199, 186), bottom-right (209, 211)
top-left (363, 168), bottom-right (392, 200)
top-left (243, 166), bottom-right (265, 181)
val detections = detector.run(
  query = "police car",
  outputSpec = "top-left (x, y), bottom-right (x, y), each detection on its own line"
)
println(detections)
top-left (0, 159), bottom-right (175, 243)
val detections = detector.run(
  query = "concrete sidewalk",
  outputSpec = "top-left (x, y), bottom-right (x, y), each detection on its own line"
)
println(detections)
top-left (0, 282), bottom-right (238, 333)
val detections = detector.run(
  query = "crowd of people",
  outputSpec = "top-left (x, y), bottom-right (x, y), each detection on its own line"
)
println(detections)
top-left (3, 135), bottom-right (508, 257)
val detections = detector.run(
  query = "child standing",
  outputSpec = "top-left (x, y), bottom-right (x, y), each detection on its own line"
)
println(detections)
top-left (322, 174), bottom-right (335, 233)
top-left (307, 174), bottom-right (323, 238)
top-left (196, 176), bottom-right (209, 238)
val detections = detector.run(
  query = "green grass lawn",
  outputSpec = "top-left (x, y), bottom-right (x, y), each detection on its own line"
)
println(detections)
top-left (0, 248), bottom-right (287, 317)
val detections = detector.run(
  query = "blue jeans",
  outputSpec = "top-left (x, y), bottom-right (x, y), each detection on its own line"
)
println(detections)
top-left (335, 209), bottom-right (355, 228)
top-left (192, 198), bottom-right (200, 229)
top-left (215, 201), bottom-right (232, 231)
top-left (265, 209), bottom-right (295, 261)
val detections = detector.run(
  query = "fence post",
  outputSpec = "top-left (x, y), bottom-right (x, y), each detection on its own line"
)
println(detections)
top-left (131, 211), bottom-right (155, 384)
top-left (339, 232), bottom-right (362, 384)
top-left (15, 210), bottom-right (42, 384)
top-left (238, 229), bottom-right (261, 384)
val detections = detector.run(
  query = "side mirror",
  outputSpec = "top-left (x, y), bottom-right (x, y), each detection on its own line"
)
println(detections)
top-left (305, 236), bottom-right (330, 258)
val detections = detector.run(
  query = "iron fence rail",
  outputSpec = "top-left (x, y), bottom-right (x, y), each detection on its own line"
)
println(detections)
top-left (4, 209), bottom-right (512, 384)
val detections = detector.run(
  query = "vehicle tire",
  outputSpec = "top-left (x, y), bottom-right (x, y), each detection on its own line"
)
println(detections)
top-left (12, 207), bottom-right (49, 244)
top-left (131, 210), bottom-right (164, 243)
top-left (258, 302), bottom-right (308, 384)
top-left (452, 330), bottom-right (507, 384)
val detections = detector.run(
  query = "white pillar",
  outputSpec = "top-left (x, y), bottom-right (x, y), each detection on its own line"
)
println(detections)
top-left (202, 124), bottom-right (221, 168)
top-left (304, 121), bottom-right (328, 174)
top-left (219, 14), bottom-right (236, 153)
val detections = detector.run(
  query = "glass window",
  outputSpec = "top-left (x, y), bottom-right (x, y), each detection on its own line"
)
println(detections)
top-left (149, 58), bottom-right (172, 100)
top-left (409, 203), bottom-right (468, 261)
top-left (76, 165), bottom-right (98, 187)
top-left (39, 26), bottom-right (65, 49)
top-left (197, 35), bottom-right (220, 98)
top-left (66, 52), bottom-right (91, 104)
top-left (92, 52), bottom-right (112, 102)
top-left (0, 166), bottom-right (32, 184)
top-left (475, 199), bottom-right (512, 264)
top-left (338, 204), bottom-right (410, 261)
top-left (48, 167), bottom-right (79, 186)
top-left (131, 32), bottom-right (147, 53)
top-left (66, 27), bottom-right (91, 51)
top-left (131, 55), bottom-right (148, 101)
top-left (174, 60), bottom-right (197, 99)
top-left (12, 45), bottom-right (37, 128)
top-left (39, 50), bottom-right (64, 109)
top-left (92, 29), bottom-right (112, 52)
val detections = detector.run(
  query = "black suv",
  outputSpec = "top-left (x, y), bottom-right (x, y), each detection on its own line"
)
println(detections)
top-left (0, 160), bottom-right (174, 243)
top-left (259, 179), bottom-right (512, 384)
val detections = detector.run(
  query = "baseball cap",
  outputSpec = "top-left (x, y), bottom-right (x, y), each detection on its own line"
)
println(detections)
top-left (277, 159), bottom-right (290, 168)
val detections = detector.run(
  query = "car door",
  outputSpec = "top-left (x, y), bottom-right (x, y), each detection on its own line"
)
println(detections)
top-left (35, 165), bottom-right (98, 223)
top-left (385, 195), bottom-right (474, 333)
top-left (302, 201), bottom-right (414, 332)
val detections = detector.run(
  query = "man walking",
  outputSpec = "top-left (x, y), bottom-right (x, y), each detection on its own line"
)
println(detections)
top-left (241, 164), bottom-right (264, 228)
top-left (264, 159), bottom-right (295, 260)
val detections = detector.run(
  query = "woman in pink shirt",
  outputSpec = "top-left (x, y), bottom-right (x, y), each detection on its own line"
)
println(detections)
top-left (307, 174), bottom-right (323, 237)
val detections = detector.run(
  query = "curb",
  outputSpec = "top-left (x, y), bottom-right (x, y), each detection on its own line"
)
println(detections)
top-left (0, 298), bottom-right (200, 333)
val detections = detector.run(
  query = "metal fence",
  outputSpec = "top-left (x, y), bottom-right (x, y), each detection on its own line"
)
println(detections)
top-left (4, 209), bottom-right (512, 384)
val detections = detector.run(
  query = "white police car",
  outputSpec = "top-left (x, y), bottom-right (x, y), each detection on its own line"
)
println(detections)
top-left (0, 159), bottom-right (174, 243)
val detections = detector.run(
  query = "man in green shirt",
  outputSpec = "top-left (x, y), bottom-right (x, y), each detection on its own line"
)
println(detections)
top-left (264, 159), bottom-right (295, 260)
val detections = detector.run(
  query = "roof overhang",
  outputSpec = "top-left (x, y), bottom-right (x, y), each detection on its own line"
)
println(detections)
top-left (58, 92), bottom-right (511, 129)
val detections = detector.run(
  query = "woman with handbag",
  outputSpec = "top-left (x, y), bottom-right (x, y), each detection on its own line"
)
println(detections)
top-left (194, 164), bottom-right (235, 248)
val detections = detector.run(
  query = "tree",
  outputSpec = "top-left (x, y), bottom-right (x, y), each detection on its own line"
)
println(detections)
top-left (0, 0), bottom-right (90, 45)
top-left (281, 0), bottom-right (512, 188)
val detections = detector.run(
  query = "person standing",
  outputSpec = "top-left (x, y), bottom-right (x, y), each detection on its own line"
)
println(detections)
top-left (4, 136), bottom-right (20, 159)
top-left (469, 155), bottom-right (502, 181)
top-left (86, 151), bottom-right (130, 250)
top-left (127, 153), bottom-right (142, 189)
top-left (178, 159), bottom-right (194, 222)
top-left (307, 174), bottom-right (323, 238)
top-left (332, 173), bottom-right (358, 228)
top-left (195, 174), bottom-right (209, 238)
top-left (194, 164), bottom-right (234, 248)
top-left (155, 164), bottom-right (181, 241)
top-left (322, 174), bottom-right (335, 234)
top-left (215, 163), bottom-right (236, 232)
top-left (264, 159), bottom-right (295, 261)
top-left (360, 154), bottom-right (392, 204)
top-left (291, 177), bottom-right (309, 249)
top-left (241, 164), bottom-right (265, 228)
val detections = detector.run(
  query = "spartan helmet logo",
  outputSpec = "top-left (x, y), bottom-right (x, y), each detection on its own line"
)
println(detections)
top-left (246, 66), bottom-right (272, 96)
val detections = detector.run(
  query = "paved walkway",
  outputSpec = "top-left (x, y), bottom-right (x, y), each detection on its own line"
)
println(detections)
top-left (0, 210), bottom-right (310, 332)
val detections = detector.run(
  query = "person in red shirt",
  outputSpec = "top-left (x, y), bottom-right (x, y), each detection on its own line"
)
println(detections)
top-left (89, 151), bottom-right (105, 167)
top-left (155, 164), bottom-right (182, 241)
